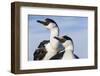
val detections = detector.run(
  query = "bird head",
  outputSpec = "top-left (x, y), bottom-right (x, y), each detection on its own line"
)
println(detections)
top-left (54, 36), bottom-right (66, 43)
top-left (37, 18), bottom-right (58, 30)
top-left (54, 36), bottom-right (73, 48)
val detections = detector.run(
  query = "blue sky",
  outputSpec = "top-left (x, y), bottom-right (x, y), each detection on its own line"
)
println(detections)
top-left (28, 15), bottom-right (88, 61)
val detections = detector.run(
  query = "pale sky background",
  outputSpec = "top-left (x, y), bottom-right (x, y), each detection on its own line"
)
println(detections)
top-left (28, 15), bottom-right (88, 61)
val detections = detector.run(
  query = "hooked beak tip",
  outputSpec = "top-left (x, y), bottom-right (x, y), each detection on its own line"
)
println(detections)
top-left (37, 20), bottom-right (41, 23)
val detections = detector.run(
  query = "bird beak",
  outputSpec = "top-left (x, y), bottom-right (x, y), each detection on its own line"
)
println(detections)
top-left (54, 37), bottom-right (65, 43)
top-left (37, 20), bottom-right (48, 26)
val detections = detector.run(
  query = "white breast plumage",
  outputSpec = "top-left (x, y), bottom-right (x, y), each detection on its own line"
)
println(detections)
top-left (43, 43), bottom-right (57, 60)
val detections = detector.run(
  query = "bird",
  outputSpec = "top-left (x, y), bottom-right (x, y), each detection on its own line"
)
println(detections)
top-left (50, 36), bottom-right (79, 59)
top-left (33, 18), bottom-right (65, 60)
top-left (33, 18), bottom-right (79, 60)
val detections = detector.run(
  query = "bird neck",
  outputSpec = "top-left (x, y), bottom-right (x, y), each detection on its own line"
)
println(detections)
top-left (50, 27), bottom-right (61, 51)
top-left (62, 42), bottom-right (74, 59)
top-left (50, 27), bottom-right (59, 38)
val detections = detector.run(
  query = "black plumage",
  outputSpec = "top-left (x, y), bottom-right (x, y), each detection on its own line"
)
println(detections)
top-left (74, 54), bottom-right (79, 59)
top-left (38, 40), bottom-right (49, 48)
top-left (50, 51), bottom-right (65, 60)
top-left (33, 40), bottom-right (49, 60)
top-left (34, 48), bottom-right (47, 60)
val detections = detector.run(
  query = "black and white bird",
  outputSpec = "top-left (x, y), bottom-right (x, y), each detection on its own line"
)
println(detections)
top-left (33, 18), bottom-right (79, 60)
top-left (34, 18), bottom-right (64, 60)
top-left (50, 36), bottom-right (79, 60)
